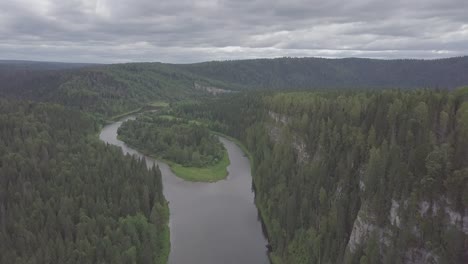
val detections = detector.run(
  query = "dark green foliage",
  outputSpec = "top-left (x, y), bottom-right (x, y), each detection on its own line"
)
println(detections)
top-left (0, 100), bottom-right (168, 264)
top-left (2, 57), bottom-right (468, 120)
top-left (118, 114), bottom-right (224, 167)
top-left (0, 63), bottom-right (220, 118)
top-left (175, 56), bottom-right (468, 90)
top-left (180, 89), bottom-right (468, 263)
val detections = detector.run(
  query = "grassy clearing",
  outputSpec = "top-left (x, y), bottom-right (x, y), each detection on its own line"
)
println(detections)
top-left (188, 119), bottom-right (202, 125)
top-left (148, 101), bottom-right (170, 108)
top-left (109, 107), bottom-right (145, 121)
top-left (167, 148), bottom-right (230, 182)
top-left (158, 115), bottom-right (179, 120)
top-left (108, 101), bottom-right (169, 122)
top-left (155, 115), bottom-right (203, 126)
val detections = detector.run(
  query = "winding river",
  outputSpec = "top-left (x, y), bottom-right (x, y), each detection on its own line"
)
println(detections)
top-left (99, 116), bottom-right (270, 264)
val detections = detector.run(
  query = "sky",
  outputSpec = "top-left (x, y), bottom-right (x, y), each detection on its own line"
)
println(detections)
top-left (0, 0), bottom-right (467, 63)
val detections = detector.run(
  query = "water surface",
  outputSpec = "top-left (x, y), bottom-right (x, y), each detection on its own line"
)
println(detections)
top-left (99, 117), bottom-right (269, 264)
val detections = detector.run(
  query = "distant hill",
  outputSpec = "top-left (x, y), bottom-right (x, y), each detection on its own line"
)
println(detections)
top-left (0, 60), bottom-right (94, 71)
top-left (1, 56), bottom-right (467, 117)
top-left (173, 56), bottom-right (468, 90)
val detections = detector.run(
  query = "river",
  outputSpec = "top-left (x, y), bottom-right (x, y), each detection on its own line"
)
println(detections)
top-left (99, 116), bottom-right (270, 264)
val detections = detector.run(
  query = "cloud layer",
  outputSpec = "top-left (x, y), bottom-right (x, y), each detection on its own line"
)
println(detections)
top-left (1, 0), bottom-right (467, 63)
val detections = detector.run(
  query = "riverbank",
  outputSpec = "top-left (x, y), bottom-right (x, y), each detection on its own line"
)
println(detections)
top-left (97, 111), bottom-right (171, 264)
top-left (108, 101), bottom-right (169, 122)
top-left (100, 116), bottom-right (270, 263)
top-left (117, 134), bottom-right (231, 182)
top-left (209, 131), bottom-right (279, 264)
top-left (116, 112), bottom-right (232, 182)
top-left (166, 148), bottom-right (230, 182)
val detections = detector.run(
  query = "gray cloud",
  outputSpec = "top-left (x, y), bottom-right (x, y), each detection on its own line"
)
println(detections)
top-left (0, 0), bottom-right (467, 63)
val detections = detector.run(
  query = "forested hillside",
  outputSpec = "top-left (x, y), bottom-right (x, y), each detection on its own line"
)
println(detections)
top-left (174, 56), bottom-right (468, 90)
top-left (174, 89), bottom-right (468, 263)
top-left (1, 56), bottom-right (468, 119)
top-left (0, 100), bottom-right (169, 263)
top-left (1, 57), bottom-right (468, 264)
top-left (0, 62), bottom-right (222, 118)
top-left (0, 60), bottom-right (92, 71)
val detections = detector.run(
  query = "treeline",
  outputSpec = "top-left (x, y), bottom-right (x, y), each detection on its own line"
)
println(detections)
top-left (174, 89), bottom-right (468, 263)
top-left (175, 56), bottom-right (468, 90)
top-left (2, 56), bottom-right (468, 120)
top-left (118, 114), bottom-right (224, 167)
top-left (0, 100), bottom-right (168, 263)
top-left (0, 62), bottom-right (218, 118)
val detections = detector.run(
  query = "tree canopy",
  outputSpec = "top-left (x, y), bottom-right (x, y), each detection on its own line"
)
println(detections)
top-left (0, 100), bottom-right (169, 264)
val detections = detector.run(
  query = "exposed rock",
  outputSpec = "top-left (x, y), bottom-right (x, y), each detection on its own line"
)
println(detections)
top-left (193, 82), bottom-right (232, 95)
top-left (267, 124), bottom-right (281, 143)
top-left (347, 208), bottom-right (378, 253)
top-left (404, 248), bottom-right (439, 264)
top-left (347, 204), bottom-right (392, 253)
top-left (419, 200), bottom-right (468, 234)
top-left (389, 199), bottom-right (401, 227)
top-left (347, 197), bottom-right (465, 263)
top-left (268, 111), bottom-right (290, 124)
top-left (358, 167), bottom-right (366, 192)
top-left (266, 123), bottom-right (310, 163)
top-left (291, 136), bottom-right (310, 163)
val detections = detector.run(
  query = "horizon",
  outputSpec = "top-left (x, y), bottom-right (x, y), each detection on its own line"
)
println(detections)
top-left (1, 55), bottom-right (468, 65)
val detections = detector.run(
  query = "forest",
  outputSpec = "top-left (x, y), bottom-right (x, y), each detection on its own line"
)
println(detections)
top-left (1, 56), bottom-right (468, 121)
top-left (174, 56), bottom-right (468, 90)
top-left (0, 100), bottom-right (169, 263)
top-left (1, 58), bottom-right (468, 264)
top-left (0, 62), bottom-right (221, 119)
top-left (174, 89), bottom-right (468, 263)
top-left (118, 114), bottom-right (224, 168)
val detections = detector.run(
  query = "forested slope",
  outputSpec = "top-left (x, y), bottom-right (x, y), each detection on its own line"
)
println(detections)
top-left (2, 56), bottom-right (468, 119)
top-left (0, 60), bottom-right (93, 72)
top-left (1, 56), bottom-right (468, 264)
top-left (175, 89), bottom-right (468, 263)
top-left (174, 56), bottom-right (468, 90)
top-left (0, 62), bottom-right (223, 118)
top-left (0, 100), bottom-right (169, 263)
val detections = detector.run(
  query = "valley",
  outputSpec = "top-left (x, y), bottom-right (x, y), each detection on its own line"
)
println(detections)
top-left (0, 58), bottom-right (467, 264)
top-left (99, 115), bottom-right (270, 263)
top-left (3, 0), bottom-right (468, 262)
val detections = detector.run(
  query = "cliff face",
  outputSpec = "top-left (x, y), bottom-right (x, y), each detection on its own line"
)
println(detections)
top-left (265, 107), bottom-right (467, 264)
top-left (345, 196), bottom-right (468, 263)
top-left (268, 111), bottom-right (310, 163)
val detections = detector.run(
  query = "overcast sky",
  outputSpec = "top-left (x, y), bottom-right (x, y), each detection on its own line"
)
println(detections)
top-left (1, 0), bottom-right (467, 63)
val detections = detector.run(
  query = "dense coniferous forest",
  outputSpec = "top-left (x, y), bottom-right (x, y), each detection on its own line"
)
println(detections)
top-left (174, 89), bottom-right (468, 263)
top-left (1, 57), bottom-right (468, 264)
top-left (118, 114), bottom-right (224, 167)
top-left (173, 56), bottom-right (468, 90)
top-left (1, 56), bottom-right (468, 119)
top-left (0, 100), bottom-right (169, 263)
top-left (0, 62), bottom-right (222, 118)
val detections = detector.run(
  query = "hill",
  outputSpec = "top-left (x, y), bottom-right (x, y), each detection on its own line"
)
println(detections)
top-left (0, 63), bottom-right (224, 118)
top-left (174, 88), bottom-right (468, 263)
top-left (173, 56), bottom-right (468, 90)
top-left (1, 56), bottom-right (468, 118)
top-left (0, 60), bottom-right (94, 71)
